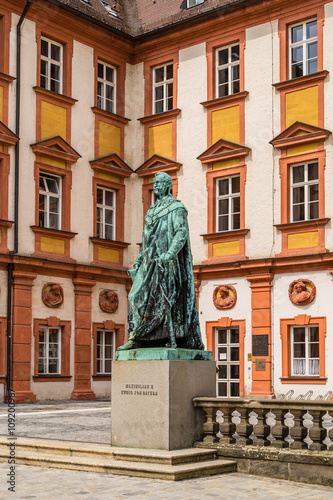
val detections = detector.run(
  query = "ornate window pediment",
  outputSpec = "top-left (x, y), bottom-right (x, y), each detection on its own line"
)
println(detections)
top-left (0, 121), bottom-right (18, 147)
top-left (136, 154), bottom-right (182, 177)
top-left (90, 153), bottom-right (133, 178)
top-left (198, 138), bottom-right (251, 165)
top-left (270, 121), bottom-right (331, 149)
top-left (31, 136), bottom-right (81, 164)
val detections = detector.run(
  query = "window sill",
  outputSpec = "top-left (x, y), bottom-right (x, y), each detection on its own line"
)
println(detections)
top-left (201, 91), bottom-right (248, 110)
top-left (31, 226), bottom-right (77, 262)
top-left (202, 229), bottom-right (249, 241)
top-left (92, 374), bottom-right (111, 381)
top-left (91, 107), bottom-right (130, 124)
top-left (0, 72), bottom-right (15, 84)
top-left (138, 108), bottom-right (181, 125)
top-left (201, 229), bottom-right (249, 263)
top-left (33, 375), bottom-right (71, 382)
top-left (281, 376), bottom-right (327, 384)
top-left (275, 218), bottom-right (330, 231)
top-left (31, 226), bottom-right (77, 239)
top-left (33, 86), bottom-right (78, 106)
top-left (273, 71), bottom-right (329, 92)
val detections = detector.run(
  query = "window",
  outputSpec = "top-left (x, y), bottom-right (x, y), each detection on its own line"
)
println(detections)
top-left (216, 176), bottom-right (240, 232)
top-left (38, 326), bottom-right (61, 374)
top-left (216, 44), bottom-right (240, 98)
top-left (291, 162), bottom-right (318, 222)
top-left (289, 20), bottom-right (317, 79)
top-left (96, 187), bottom-right (115, 240)
top-left (216, 327), bottom-right (240, 397)
top-left (153, 64), bottom-right (173, 114)
top-left (96, 329), bottom-right (115, 374)
top-left (40, 37), bottom-right (63, 93)
top-left (187, 0), bottom-right (204, 6)
top-left (39, 173), bottom-right (62, 230)
top-left (291, 325), bottom-right (319, 376)
top-left (97, 61), bottom-right (116, 114)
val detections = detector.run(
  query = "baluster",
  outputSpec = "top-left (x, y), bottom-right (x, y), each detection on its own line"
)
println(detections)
top-left (218, 406), bottom-right (236, 444)
top-left (270, 408), bottom-right (289, 447)
top-left (235, 406), bottom-right (252, 445)
top-left (289, 409), bottom-right (307, 449)
top-left (202, 407), bottom-right (219, 444)
top-left (308, 410), bottom-right (326, 450)
top-left (252, 408), bottom-right (270, 446)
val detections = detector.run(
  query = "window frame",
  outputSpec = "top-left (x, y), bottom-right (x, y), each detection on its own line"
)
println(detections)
top-left (96, 185), bottom-right (116, 241)
top-left (97, 60), bottom-right (117, 114)
top-left (216, 175), bottom-right (241, 233)
top-left (33, 317), bottom-right (71, 381)
top-left (92, 321), bottom-right (125, 380)
top-left (143, 52), bottom-right (178, 117)
top-left (290, 161), bottom-right (319, 223)
top-left (38, 325), bottom-right (61, 375)
top-left (289, 19), bottom-right (317, 80)
top-left (280, 315), bottom-right (326, 384)
top-left (96, 329), bottom-right (116, 375)
top-left (40, 36), bottom-right (63, 94)
top-left (152, 62), bottom-right (174, 115)
top-left (215, 326), bottom-right (240, 398)
top-left (215, 43), bottom-right (240, 99)
top-left (187, 0), bottom-right (205, 7)
top-left (39, 171), bottom-right (62, 231)
top-left (291, 325), bottom-right (320, 377)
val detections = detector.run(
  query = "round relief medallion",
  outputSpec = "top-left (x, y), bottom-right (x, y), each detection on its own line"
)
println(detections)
top-left (288, 279), bottom-right (316, 306)
top-left (99, 289), bottom-right (119, 313)
top-left (42, 283), bottom-right (64, 308)
top-left (213, 285), bottom-right (237, 310)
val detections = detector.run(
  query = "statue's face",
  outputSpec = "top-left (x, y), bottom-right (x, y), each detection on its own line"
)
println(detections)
top-left (153, 176), bottom-right (168, 198)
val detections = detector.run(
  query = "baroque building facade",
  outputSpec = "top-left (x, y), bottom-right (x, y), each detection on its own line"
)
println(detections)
top-left (0, 0), bottom-right (333, 402)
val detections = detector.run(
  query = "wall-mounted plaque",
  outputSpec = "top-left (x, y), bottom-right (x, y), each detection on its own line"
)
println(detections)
top-left (255, 359), bottom-right (266, 371)
top-left (252, 335), bottom-right (269, 356)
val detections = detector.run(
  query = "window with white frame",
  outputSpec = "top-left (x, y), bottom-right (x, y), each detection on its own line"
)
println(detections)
top-left (291, 325), bottom-right (319, 376)
top-left (215, 327), bottom-right (240, 397)
top-left (216, 44), bottom-right (240, 98)
top-left (97, 61), bottom-right (116, 114)
top-left (96, 187), bottom-right (115, 240)
top-left (289, 19), bottom-right (317, 79)
top-left (291, 162), bottom-right (318, 222)
top-left (216, 176), bottom-right (240, 232)
top-left (39, 173), bottom-right (62, 230)
top-left (38, 326), bottom-right (61, 374)
top-left (153, 63), bottom-right (173, 114)
top-left (40, 37), bottom-right (63, 93)
top-left (187, 0), bottom-right (205, 7)
top-left (96, 329), bottom-right (115, 374)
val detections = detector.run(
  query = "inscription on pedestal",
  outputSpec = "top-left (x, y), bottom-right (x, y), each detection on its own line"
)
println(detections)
top-left (120, 383), bottom-right (158, 396)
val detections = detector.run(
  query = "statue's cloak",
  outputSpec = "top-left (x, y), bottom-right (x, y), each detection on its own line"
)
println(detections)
top-left (128, 196), bottom-right (204, 350)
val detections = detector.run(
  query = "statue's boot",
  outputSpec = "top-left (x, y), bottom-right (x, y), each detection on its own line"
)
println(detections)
top-left (117, 339), bottom-right (138, 350)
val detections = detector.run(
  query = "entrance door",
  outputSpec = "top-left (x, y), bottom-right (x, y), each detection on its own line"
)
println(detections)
top-left (215, 327), bottom-right (240, 397)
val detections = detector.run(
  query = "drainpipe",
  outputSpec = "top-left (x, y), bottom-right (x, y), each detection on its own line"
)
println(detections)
top-left (6, 0), bottom-right (32, 399)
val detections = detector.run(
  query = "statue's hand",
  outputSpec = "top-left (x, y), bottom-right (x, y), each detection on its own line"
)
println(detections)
top-left (158, 252), bottom-right (172, 264)
top-left (127, 269), bottom-right (137, 283)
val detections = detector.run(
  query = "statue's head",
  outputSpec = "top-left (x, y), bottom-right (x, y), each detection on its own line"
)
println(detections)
top-left (153, 172), bottom-right (172, 198)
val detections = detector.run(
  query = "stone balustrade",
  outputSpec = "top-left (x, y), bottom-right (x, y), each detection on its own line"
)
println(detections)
top-left (193, 398), bottom-right (333, 451)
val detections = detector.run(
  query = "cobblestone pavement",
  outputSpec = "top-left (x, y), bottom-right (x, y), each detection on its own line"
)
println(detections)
top-left (0, 401), bottom-right (333, 499)
top-left (0, 400), bottom-right (111, 443)
top-left (0, 465), bottom-right (333, 499)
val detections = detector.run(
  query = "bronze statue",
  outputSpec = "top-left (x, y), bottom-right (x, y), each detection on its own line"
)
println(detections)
top-left (118, 172), bottom-right (204, 351)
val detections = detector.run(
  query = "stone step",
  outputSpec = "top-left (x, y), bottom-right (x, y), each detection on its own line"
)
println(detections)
top-left (0, 447), bottom-right (237, 480)
top-left (0, 436), bottom-right (217, 464)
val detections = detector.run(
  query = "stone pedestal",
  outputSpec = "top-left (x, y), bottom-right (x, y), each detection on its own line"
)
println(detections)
top-left (111, 357), bottom-right (216, 450)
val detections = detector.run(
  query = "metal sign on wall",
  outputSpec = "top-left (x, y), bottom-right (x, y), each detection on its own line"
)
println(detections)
top-left (252, 334), bottom-right (269, 356)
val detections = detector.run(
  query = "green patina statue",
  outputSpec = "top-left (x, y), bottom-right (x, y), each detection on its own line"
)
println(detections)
top-left (118, 172), bottom-right (204, 351)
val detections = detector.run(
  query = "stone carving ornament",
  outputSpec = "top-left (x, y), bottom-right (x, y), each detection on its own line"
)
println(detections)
top-left (289, 279), bottom-right (316, 305)
top-left (99, 289), bottom-right (119, 313)
top-left (213, 285), bottom-right (237, 309)
top-left (42, 283), bottom-right (64, 308)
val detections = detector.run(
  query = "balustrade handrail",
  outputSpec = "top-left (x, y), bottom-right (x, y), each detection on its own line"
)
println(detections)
top-left (193, 397), bottom-right (333, 411)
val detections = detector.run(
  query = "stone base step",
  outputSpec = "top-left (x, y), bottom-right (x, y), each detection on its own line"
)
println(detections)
top-left (0, 438), bottom-right (236, 480)
top-left (0, 436), bottom-right (217, 464)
